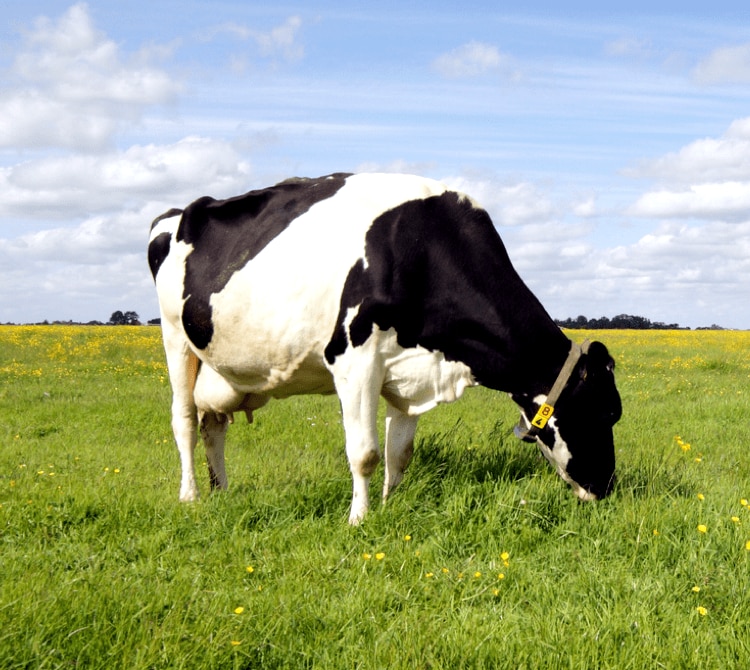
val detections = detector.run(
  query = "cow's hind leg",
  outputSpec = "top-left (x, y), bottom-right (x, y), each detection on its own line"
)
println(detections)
top-left (162, 330), bottom-right (201, 501)
top-left (383, 404), bottom-right (418, 503)
top-left (199, 411), bottom-right (229, 491)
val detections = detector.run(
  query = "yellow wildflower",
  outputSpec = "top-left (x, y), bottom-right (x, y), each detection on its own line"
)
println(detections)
top-left (231, 640), bottom-right (241, 647)
top-left (731, 516), bottom-right (740, 524)
top-left (473, 571), bottom-right (482, 579)
top-left (363, 553), bottom-right (371, 560)
top-left (697, 524), bottom-right (707, 534)
top-left (653, 529), bottom-right (659, 536)
top-left (697, 493), bottom-right (705, 501)
top-left (742, 499), bottom-right (748, 507)
top-left (375, 552), bottom-right (385, 561)
top-left (404, 535), bottom-right (412, 542)
top-left (696, 606), bottom-right (707, 616)
top-left (233, 607), bottom-right (244, 615)
top-left (492, 589), bottom-right (500, 596)
top-left (692, 586), bottom-right (701, 593)
top-left (745, 541), bottom-right (750, 551)
top-left (498, 573), bottom-right (505, 580)
top-left (246, 566), bottom-right (254, 573)
top-left (675, 436), bottom-right (691, 452)
top-left (425, 572), bottom-right (434, 579)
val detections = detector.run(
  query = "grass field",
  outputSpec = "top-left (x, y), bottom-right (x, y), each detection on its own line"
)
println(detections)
top-left (1, 325), bottom-right (749, 669)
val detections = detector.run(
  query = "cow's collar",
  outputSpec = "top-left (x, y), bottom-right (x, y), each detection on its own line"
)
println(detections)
top-left (514, 340), bottom-right (590, 442)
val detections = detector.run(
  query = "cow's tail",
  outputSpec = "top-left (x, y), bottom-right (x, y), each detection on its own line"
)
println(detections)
top-left (150, 207), bottom-right (184, 230)
top-left (186, 349), bottom-right (201, 404)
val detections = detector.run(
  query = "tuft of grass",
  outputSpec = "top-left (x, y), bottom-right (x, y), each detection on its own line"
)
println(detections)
top-left (1, 326), bottom-right (750, 668)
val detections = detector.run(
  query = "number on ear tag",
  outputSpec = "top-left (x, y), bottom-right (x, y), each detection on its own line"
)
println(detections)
top-left (531, 403), bottom-right (554, 429)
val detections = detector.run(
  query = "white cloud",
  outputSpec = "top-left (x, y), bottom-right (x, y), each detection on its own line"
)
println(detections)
top-left (693, 43), bottom-right (750, 85)
top-left (0, 91), bottom-right (118, 151)
top-left (627, 124), bottom-right (750, 184)
top-left (0, 3), bottom-right (180, 151)
top-left (206, 15), bottom-right (304, 64)
top-left (626, 117), bottom-right (750, 221)
top-left (630, 181), bottom-right (750, 221)
top-left (256, 16), bottom-right (304, 62)
top-left (513, 217), bottom-right (750, 328)
top-left (432, 42), bottom-right (517, 79)
top-left (0, 202), bottom-right (166, 323)
top-left (572, 197), bottom-right (597, 217)
top-left (0, 137), bottom-right (251, 219)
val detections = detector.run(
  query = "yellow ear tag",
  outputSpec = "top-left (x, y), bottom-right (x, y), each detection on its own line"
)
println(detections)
top-left (531, 403), bottom-right (554, 429)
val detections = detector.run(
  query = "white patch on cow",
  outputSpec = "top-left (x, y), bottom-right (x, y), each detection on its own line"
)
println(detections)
top-left (529, 394), bottom-right (598, 502)
top-left (152, 236), bottom-right (193, 325)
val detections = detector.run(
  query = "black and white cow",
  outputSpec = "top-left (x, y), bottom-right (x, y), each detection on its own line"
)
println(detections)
top-left (148, 173), bottom-right (621, 523)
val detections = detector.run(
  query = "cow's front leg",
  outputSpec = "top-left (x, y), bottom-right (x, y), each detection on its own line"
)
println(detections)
top-left (341, 394), bottom-right (381, 525)
top-left (334, 364), bottom-right (384, 525)
top-left (199, 410), bottom-right (229, 491)
top-left (383, 404), bottom-right (418, 503)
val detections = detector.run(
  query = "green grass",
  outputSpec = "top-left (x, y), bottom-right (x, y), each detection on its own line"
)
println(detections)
top-left (1, 326), bottom-right (750, 668)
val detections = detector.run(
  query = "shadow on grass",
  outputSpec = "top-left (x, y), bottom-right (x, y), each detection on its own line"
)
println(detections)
top-left (411, 419), bottom-right (543, 487)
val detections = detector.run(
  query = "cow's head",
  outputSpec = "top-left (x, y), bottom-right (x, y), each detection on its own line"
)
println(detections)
top-left (513, 340), bottom-right (621, 500)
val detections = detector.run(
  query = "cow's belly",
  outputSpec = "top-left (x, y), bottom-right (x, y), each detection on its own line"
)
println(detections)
top-left (201, 344), bottom-right (336, 398)
top-left (198, 299), bottom-right (337, 397)
top-left (196, 275), bottom-right (339, 397)
top-left (380, 334), bottom-right (477, 416)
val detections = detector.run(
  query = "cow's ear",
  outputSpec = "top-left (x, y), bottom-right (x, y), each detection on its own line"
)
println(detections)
top-left (583, 341), bottom-right (615, 377)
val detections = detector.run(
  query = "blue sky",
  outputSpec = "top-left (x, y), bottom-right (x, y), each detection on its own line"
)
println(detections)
top-left (2, 2), bottom-right (750, 327)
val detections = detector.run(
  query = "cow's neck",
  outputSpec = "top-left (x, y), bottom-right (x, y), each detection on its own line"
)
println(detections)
top-left (482, 312), bottom-right (571, 398)
top-left (441, 262), bottom-right (573, 398)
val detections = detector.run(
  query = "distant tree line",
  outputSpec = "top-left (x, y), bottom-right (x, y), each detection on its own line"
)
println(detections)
top-left (4, 310), bottom-right (162, 326)
top-left (2, 310), bottom-right (725, 330)
top-left (555, 314), bottom-right (724, 330)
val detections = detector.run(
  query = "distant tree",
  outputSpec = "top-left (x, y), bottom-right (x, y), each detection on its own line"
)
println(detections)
top-left (109, 310), bottom-right (141, 325)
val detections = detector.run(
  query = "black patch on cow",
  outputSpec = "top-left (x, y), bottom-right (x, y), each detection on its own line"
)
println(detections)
top-left (148, 232), bottom-right (172, 279)
top-left (148, 209), bottom-right (183, 279)
top-left (177, 173), bottom-right (351, 350)
top-left (324, 191), bottom-right (568, 392)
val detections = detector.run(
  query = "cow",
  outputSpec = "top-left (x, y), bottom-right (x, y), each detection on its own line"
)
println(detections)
top-left (148, 172), bottom-right (621, 524)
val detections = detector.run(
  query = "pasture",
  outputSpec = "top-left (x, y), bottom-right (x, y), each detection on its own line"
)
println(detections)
top-left (1, 325), bottom-right (749, 669)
